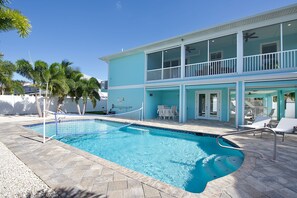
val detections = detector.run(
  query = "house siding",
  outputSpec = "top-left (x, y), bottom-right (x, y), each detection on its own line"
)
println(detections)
top-left (109, 52), bottom-right (145, 87)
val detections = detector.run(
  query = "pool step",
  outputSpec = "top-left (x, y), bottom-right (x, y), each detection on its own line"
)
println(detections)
top-left (124, 127), bottom-right (149, 134)
top-left (202, 155), bottom-right (243, 180)
top-left (201, 155), bottom-right (219, 180)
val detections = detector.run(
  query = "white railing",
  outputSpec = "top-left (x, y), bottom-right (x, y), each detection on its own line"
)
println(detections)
top-left (243, 49), bottom-right (297, 72)
top-left (147, 66), bottom-right (181, 81)
top-left (147, 68), bottom-right (162, 81)
top-left (185, 58), bottom-right (237, 77)
top-left (163, 66), bottom-right (181, 79)
top-left (282, 49), bottom-right (297, 69)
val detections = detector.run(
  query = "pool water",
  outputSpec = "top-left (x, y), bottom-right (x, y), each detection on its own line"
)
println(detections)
top-left (27, 120), bottom-right (244, 193)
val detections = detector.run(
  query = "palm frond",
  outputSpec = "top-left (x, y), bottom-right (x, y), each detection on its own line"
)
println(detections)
top-left (0, 8), bottom-right (31, 37)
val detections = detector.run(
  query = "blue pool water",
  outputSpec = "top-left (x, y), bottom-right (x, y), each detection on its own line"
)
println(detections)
top-left (27, 120), bottom-right (244, 193)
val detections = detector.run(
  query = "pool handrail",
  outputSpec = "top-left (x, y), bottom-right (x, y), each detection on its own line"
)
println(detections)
top-left (216, 127), bottom-right (277, 160)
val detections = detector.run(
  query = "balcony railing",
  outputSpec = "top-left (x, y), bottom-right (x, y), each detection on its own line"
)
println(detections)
top-left (146, 50), bottom-right (297, 81)
top-left (147, 66), bottom-right (181, 81)
top-left (243, 49), bottom-right (297, 72)
top-left (163, 66), bottom-right (181, 79)
top-left (185, 58), bottom-right (237, 77)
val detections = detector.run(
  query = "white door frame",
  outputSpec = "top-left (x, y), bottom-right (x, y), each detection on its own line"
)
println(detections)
top-left (195, 90), bottom-right (221, 120)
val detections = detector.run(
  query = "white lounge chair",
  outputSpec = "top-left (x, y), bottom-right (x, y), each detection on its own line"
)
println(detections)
top-left (270, 118), bottom-right (297, 141)
top-left (239, 116), bottom-right (271, 129)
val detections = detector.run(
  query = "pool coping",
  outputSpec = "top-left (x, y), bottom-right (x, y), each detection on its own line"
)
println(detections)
top-left (14, 117), bottom-right (257, 197)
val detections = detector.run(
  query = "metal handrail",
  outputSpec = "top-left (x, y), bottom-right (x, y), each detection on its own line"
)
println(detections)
top-left (216, 127), bottom-right (277, 160)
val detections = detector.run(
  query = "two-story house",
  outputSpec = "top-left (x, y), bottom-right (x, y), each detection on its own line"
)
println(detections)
top-left (101, 4), bottom-right (297, 127)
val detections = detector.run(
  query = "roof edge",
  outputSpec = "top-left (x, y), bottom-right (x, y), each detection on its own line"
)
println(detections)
top-left (100, 3), bottom-right (297, 62)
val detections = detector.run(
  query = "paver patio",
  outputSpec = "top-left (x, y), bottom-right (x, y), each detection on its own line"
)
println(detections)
top-left (0, 116), bottom-right (297, 197)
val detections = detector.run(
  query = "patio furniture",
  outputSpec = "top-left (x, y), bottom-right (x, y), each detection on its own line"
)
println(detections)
top-left (268, 108), bottom-right (275, 118)
top-left (162, 108), bottom-right (175, 120)
top-left (239, 116), bottom-right (271, 129)
top-left (157, 105), bottom-right (165, 119)
top-left (171, 106), bottom-right (178, 119)
top-left (269, 118), bottom-right (297, 141)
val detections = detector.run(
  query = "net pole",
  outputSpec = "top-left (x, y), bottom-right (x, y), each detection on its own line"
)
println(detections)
top-left (43, 98), bottom-right (46, 143)
top-left (141, 102), bottom-right (144, 121)
top-left (55, 112), bottom-right (58, 136)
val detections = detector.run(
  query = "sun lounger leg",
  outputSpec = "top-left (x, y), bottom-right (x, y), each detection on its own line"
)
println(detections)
top-left (282, 132), bottom-right (285, 142)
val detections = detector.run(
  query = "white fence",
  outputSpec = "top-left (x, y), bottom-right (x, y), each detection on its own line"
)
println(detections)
top-left (0, 95), bottom-right (107, 115)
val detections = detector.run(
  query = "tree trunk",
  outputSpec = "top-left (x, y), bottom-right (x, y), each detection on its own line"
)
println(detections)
top-left (35, 93), bottom-right (42, 117)
top-left (56, 97), bottom-right (64, 112)
top-left (46, 97), bottom-right (51, 113)
top-left (82, 103), bottom-right (86, 115)
top-left (76, 103), bottom-right (81, 115)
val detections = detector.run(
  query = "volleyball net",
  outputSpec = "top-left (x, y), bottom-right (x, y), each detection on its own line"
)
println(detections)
top-left (42, 100), bottom-right (144, 142)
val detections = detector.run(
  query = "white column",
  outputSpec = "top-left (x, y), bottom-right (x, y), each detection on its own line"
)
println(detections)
top-left (179, 85), bottom-right (183, 122)
top-left (280, 23), bottom-right (283, 68)
top-left (161, 51), bottom-right (164, 80)
top-left (181, 44), bottom-right (185, 79)
top-left (237, 31), bottom-right (243, 74)
top-left (207, 40), bottom-right (210, 75)
top-left (236, 81), bottom-right (245, 127)
top-left (182, 85), bottom-right (187, 123)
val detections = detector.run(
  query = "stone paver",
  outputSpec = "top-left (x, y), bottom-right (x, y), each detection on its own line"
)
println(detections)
top-left (0, 116), bottom-right (297, 197)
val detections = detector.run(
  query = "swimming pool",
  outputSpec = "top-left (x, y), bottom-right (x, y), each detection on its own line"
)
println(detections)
top-left (27, 119), bottom-right (244, 193)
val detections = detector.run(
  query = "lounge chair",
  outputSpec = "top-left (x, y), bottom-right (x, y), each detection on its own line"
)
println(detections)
top-left (270, 118), bottom-right (297, 141)
top-left (239, 116), bottom-right (271, 129)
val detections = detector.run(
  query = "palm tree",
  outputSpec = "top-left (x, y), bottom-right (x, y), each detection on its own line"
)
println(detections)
top-left (45, 62), bottom-right (70, 112)
top-left (16, 59), bottom-right (47, 117)
top-left (76, 77), bottom-right (100, 115)
top-left (0, 58), bottom-right (23, 95)
top-left (0, 0), bottom-right (31, 38)
top-left (50, 60), bottom-right (84, 112)
top-left (67, 69), bottom-right (84, 115)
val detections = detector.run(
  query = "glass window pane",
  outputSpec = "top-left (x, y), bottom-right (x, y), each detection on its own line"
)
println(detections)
top-left (283, 20), bottom-right (297, 51)
top-left (209, 34), bottom-right (236, 59)
top-left (243, 24), bottom-right (280, 56)
top-left (147, 52), bottom-right (162, 70)
top-left (185, 41), bottom-right (207, 64)
top-left (163, 47), bottom-right (181, 68)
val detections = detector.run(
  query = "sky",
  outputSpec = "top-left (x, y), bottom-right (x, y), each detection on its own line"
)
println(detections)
top-left (1, 0), bottom-right (297, 81)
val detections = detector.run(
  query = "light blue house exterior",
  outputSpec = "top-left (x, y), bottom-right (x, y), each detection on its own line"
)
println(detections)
top-left (101, 4), bottom-right (297, 127)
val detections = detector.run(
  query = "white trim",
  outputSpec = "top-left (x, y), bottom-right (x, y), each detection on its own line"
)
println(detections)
top-left (237, 31), bottom-right (243, 74)
top-left (109, 84), bottom-right (144, 90)
top-left (241, 81), bottom-right (245, 125)
top-left (195, 90), bottom-right (221, 120)
top-left (235, 82), bottom-right (239, 127)
top-left (227, 88), bottom-right (230, 122)
top-left (143, 87), bottom-right (146, 120)
top-left (144, 72), bottom-right (297, 88)
top-left (181, 44), bottom-right (185, 79)
top-left (144, 53), bottom-right (148, 82)
top-left (108, 72), bottom-right (297, 91)
top-left (179, 85), bottom-right (183, 122)
top-left (182, 85), bottom-right (187, 122)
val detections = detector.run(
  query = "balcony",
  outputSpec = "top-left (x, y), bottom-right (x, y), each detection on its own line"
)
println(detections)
top-left (243, 49), bottom-right (297, 72)
top-left (185, 58), bottom-right (237, 77)
top-left (147, 66), bottom-right (181, 81)
top-left (146, 19), bottom-right (297, 82)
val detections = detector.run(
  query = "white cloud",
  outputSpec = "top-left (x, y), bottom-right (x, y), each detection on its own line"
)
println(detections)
top-left (116, 1), bottom-right (122, 10)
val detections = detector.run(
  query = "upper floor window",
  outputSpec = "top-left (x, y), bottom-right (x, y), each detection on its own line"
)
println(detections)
top-left (147, 47), bottom-right (181, 81)
top-left (283, 19), bottom-right (297, 51)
